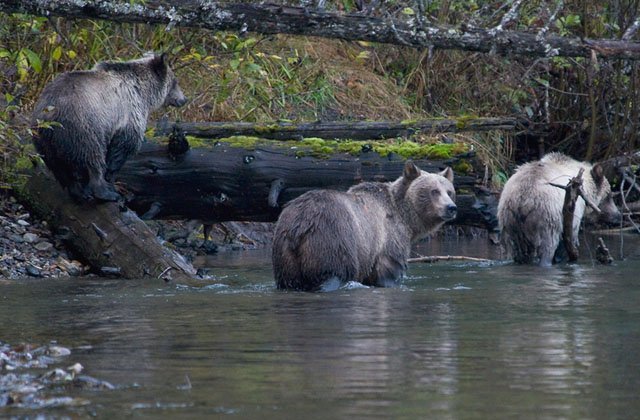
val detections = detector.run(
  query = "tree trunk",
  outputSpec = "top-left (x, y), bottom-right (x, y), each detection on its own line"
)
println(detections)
top-left (117, 139), bottom-right (498, 231)
top-left (17, 166), bottom-right (197, 282)
top-left (155, 117), bottom-right (525, 141)
top-left (2, 1), bottom-right (640, 60)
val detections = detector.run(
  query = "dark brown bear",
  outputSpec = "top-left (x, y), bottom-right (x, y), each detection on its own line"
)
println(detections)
top-left (32, 53), bottom-right (187, 201)
top-left (272, 161), bottom-right (457, 291)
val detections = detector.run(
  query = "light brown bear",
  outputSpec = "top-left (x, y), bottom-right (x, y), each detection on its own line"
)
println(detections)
top-left (497, 152), bottom-right (620, 266)
top-left (272, 161), bottom-right (457, 291)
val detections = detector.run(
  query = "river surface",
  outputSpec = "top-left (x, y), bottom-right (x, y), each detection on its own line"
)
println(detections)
top-left (2, 234), bottom-right (640, 419)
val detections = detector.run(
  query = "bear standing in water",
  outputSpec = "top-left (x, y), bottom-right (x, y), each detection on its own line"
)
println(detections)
top-left (497, 152), bottom-right (620, 266)
top-left (32, 53), bottom-right (187, 202)
top-left (272, 161), bottom-right (457, 291)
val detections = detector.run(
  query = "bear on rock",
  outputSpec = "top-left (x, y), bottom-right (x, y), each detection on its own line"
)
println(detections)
top-left (272, 161), bottom-right (457, 291)
top-left (32, 53), bottom-right (187, 202)
top-left (497, 152), bottom-right (620, 266)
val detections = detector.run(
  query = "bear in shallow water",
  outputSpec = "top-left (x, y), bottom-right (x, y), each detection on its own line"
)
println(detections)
top-left (497, 152), bottom-right (620, 266)
top-left (272, 161), bottom-right (457, 291)
top-left (32, 53), bottom-right (187, 202)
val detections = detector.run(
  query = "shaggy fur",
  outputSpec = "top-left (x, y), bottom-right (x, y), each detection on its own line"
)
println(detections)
top-left (497, 152), bottom-right (620, 266)
top-left (32, 53), bottom-right (187, 201)
top-left (272, 161), bottom-right (457, 291)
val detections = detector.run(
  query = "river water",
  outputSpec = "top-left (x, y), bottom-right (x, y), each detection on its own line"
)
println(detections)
top-left (2, 234), bottom-right (640, 418)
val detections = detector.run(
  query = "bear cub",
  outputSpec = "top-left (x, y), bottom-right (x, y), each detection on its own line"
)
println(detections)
top-left (497, 152), bottom-right (620, 266)
top-left (272, 161), bottom-right (457, 291)
top-left (32, 53), bottom-right (187, 202)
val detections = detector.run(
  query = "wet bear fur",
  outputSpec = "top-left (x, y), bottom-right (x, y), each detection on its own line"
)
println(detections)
top-left (272, 161), bottom-right (457, 291)
top-left (497, 152), bottom-right (620, 266)
top-left (32, 53), bottom-right (187, 202)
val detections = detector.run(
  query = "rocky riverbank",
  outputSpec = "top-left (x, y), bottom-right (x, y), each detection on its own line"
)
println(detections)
top-left (0, 192), bottom-right (273, 280)
top-left (0, 194), bottom-right (85, 279)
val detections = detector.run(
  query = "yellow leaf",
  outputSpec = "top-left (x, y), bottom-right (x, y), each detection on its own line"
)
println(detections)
top-left (52, 46), bottom-right (62, 61)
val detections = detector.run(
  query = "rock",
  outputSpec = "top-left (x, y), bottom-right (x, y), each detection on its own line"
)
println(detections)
top-left (56, 257), bottom-right (84, 276)
top-left (48, 346), bottom-right (71, 357)
top-left (34, 241), bottom-right (53, 252)
top-left (17, 219), bottom-right (30, 227)
top-left (22, 233), bottom-right (39, 243)
top-left (26, 265), bottom-right (43, 277)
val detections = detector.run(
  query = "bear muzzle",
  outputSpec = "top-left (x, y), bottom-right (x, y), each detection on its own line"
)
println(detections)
top-left (443, 204), bottom-right (457, 221)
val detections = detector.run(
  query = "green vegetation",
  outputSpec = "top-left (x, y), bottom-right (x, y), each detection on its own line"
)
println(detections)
top-left (1, 1), bottom-right (639, 190)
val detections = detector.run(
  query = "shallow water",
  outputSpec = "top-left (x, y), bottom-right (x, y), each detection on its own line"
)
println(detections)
top-left (2, 235), bottom-right (640, 419)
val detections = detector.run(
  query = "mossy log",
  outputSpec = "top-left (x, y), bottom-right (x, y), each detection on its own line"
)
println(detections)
top-left (117, 138), bottom-right (498, 231)
top-left (154, 117), bottom-right (524, 141)
top-left (18, 166), bottom-right (197, 282)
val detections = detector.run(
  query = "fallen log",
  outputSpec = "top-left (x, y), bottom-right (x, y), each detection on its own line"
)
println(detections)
top-left (17, 165), bottom-right (197, 282)
top-left (154, 117), bottom-right (525, 141)
top-left (2, 1), bottom-right (640, 60)
top-left (117, 136), bottom-right (498, 231)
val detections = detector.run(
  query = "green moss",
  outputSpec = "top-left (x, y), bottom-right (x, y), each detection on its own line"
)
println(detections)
top-left (452, 159), bottom-right (473, 174)
top-left (153, 134), bottom-right (469, 161)
top-left (455, 114), bottom-right (479, 130)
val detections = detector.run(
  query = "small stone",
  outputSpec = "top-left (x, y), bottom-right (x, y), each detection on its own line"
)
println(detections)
top-left (56, 257), bottom-right (84, 276)
top-left (23, 233), bottom-right (39, 243)
top-left (34, 241), bottom-right (54, 252)
top-left (68, 362), bottom-right (83, 374)
top-left (17, 219), bottom-right (30, 227)
top-left (26, 265), bottom-right (43, 277)
top-left (17, 213), bottom-right (30, 220)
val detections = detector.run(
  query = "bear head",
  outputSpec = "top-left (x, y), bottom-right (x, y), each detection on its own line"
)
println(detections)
top-left (589, 163), bottom-right (622, 225)
top-left (150, 53), bottom-right (188, 108)
top-left (394, 161), bottom-right (457, 240)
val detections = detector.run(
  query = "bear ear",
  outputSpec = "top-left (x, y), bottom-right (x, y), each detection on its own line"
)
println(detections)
top-left (591, 163), bottom-right (605, 185)
top-left (439, 166), bottom-right (454, 182)
top-left (150, 53), bottom-right (168, 75)
top-left (403, 160), bottom-right (420, 181)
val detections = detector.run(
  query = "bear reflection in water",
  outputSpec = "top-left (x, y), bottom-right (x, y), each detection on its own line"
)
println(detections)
top-left (272, 160), bottom-right (457, 291)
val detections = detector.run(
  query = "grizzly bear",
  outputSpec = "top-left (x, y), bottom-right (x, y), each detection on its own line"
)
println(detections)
top-left (272, 161), bottom-right (457, 291)
top-left (32, 53), bottom-right (187, 202)
top-left (497, 152), bottom-right (620, 266)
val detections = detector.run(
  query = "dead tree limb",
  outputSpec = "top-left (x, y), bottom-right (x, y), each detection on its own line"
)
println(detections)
top-left (17, 165), bottom-right (197, 282)
top-left (155, 117), bottom-right (524, 141)
top-left (408, 255), bottom-right (493, 263)
top-left (2, 0), bottom-right (640, 60)
top-left (550, 168), bottom-right (601, 262)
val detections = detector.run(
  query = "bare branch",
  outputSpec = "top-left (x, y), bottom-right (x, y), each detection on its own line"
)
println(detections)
top-left (489, 0), bottom-right (525, 35)
top-left (537, 0), bottom-right (565, 41)
top-left (623, 17), bottom-right (640, 40)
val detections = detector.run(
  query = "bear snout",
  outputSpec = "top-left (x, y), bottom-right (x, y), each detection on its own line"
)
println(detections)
top-left (168, 95), bottom-right (187, 108)
top-left (443, 204), bottom-right (457, 220)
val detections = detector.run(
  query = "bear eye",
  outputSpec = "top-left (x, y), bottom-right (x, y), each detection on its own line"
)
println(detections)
top-left (431, 189), bottom-right (440, 196)
top-left (447, 190), bottom-right (454, 198)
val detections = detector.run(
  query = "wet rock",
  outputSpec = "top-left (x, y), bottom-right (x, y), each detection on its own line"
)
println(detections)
top-left (48, 346), bottom-right (71, 357)
top-left (0, 341), bottom-right (114, 408)
top-left (17, 219), bottom-right (30, 227)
